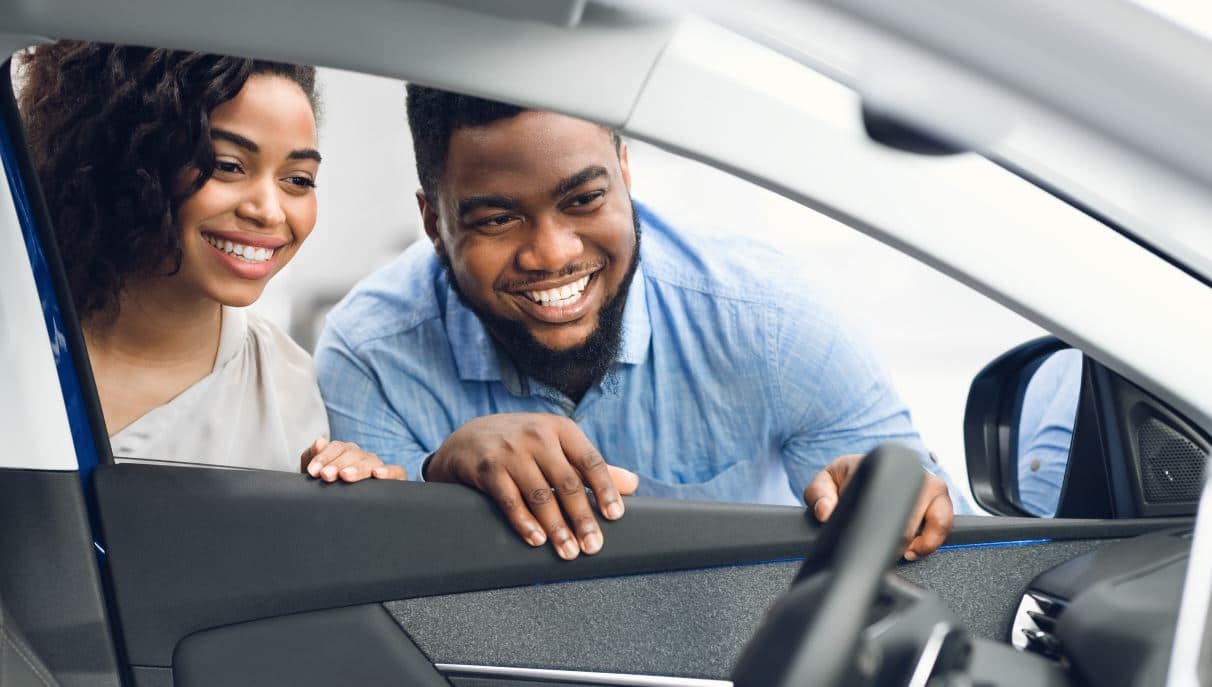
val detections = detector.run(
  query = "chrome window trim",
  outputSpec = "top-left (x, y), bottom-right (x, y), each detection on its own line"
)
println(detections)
top-left (435, 663), bottom-right (732, 686)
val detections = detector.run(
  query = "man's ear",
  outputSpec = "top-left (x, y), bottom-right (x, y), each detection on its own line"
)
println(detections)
top-left (618, 140), bottom-right (632, 192)
top-left (416, 190), bottom-right (445, 257)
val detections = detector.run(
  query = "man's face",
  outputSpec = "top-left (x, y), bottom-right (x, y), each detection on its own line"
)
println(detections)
top-left (420, 111), bottom-right (636, 354)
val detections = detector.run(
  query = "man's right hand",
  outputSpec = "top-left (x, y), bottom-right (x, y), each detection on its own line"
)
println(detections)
top-left (424, 413), bottom-right (638, 560)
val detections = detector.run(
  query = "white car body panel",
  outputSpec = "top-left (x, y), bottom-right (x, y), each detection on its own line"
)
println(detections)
top-left (691, 0), bottom-right (1212, 292)
top-left (0, 0), bottom-right (675, 129)
top-left (0, 137), bottom-right (78, 470)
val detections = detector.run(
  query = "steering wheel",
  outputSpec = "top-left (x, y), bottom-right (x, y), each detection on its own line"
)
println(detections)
top-left (732, 444), bottom-right (926, 687)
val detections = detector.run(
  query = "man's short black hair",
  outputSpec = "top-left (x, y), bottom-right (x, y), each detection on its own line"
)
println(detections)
top-left (405, 84), bottom-right (620, 201)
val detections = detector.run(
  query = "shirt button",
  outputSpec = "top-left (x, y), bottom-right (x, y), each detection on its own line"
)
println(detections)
top-left (1030, 458), bottom-right (1041, 472)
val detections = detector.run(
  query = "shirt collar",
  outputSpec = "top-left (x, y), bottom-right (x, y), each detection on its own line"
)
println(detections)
top-left (444, 263), bottom-right (651, 383)
top-left (616, 263), bottom-right (651, 365)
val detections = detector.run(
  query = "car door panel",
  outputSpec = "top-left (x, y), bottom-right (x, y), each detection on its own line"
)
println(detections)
top-left (173, 604), bottom-right (446, 687)
top-left (93, 463), bottom-right (818, 668)
top-left (1, 585), bottom-right (63, 687)
top-left (0, 468), bottom-right (121, 687)
top-left (93, 463), bottom-right (1190, 684)
top-left (386, 538), bottom-right (1108, 679)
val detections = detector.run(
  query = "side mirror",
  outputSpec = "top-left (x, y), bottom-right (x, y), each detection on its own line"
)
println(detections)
top-left (963, 337), bottom-right (1082, 517)
top-left (965, 337), bottom-right (1210, 519)
top-left (1014, 349), bottom-right (1083, 516)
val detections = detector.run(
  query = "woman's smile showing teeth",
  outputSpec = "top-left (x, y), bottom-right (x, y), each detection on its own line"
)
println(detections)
top-left (202, 230), bottom-right (288, 280)
top-left (203, 233), bottom-right (276, 263)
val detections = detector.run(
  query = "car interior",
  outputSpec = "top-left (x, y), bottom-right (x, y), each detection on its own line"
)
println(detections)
top-left (1, 3), bottom-right (1210, 687)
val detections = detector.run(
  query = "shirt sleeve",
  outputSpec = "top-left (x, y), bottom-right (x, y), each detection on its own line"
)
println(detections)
top-left (314, 324), bottom-right (432, 480)
top-left (772, 300), bottom-right (967, 510)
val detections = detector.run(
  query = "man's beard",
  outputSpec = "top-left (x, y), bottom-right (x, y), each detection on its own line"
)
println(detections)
top-left (441, 204), bottom-right (642, 398)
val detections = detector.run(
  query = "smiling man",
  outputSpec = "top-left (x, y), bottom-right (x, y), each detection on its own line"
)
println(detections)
top-left (314, 86), bottom-right (963, 561)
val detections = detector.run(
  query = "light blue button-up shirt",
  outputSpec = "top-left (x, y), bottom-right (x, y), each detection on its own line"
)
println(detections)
top-left (315, 204), bottom-right (964, 507)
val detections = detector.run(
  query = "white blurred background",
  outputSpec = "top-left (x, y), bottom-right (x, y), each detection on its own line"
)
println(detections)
top-left (261, 67), bottom-right (1052, 509)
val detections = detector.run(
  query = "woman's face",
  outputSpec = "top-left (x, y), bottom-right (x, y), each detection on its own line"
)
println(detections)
top-left (172, 74), bottom-right (320, 308)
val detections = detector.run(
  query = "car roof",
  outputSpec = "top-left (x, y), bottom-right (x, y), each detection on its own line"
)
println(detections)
top-left (3, 0), bottom-right (1210, 274)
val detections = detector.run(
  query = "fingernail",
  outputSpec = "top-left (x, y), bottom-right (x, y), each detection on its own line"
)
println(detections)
top-left (341, 466), bottom-right (357, 477)
top-left (323, 466), bottom-right (337, 480)
top-left (813, 498), bottom-right (834, 521)
top-left (307, 464), bottom-right (318, 477)
top-left (526, 529), bottom-right (546, 547)
top-left (604, 501), bottom-right (624, 520)
top-left (557, 538), bottom-right (579, 560)
top-left (582, 531), bottom-right (603, 555)
top-left (903, 551), bottom-right (918, 562)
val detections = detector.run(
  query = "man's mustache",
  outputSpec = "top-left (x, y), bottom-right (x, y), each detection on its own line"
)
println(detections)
top-left (498, 262), bottom-right (605, 292)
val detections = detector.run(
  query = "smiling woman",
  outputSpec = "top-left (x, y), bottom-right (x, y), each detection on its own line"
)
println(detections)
top-left (15, 42), bottom-right (405, 482)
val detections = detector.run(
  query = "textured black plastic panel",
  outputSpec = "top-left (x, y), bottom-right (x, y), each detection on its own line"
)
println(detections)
top-left (386, 538), bottom-right (1113, 678)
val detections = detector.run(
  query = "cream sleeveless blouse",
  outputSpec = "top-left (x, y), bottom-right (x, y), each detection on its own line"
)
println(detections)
top-left (110, 307), bottom-right (329, 471)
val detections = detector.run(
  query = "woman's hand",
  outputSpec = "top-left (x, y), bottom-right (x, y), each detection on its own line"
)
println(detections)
top-left (301, 437), bottom-right (408, 483)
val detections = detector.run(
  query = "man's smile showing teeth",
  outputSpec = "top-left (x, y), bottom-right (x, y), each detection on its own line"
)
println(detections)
top-left (525, 274), bottom-right (591, 306)
top-left (204, 233), bottom-right (276, 263)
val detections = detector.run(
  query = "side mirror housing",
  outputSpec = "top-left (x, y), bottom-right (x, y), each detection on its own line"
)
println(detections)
top-left (965, 337), bottom-right (1210, 519)
top-left (963, 337), bottom-right (1077, 516)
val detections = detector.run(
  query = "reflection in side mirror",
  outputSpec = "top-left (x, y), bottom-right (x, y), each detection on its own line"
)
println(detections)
top-left (1014, 349), bottom-right (1083, 517)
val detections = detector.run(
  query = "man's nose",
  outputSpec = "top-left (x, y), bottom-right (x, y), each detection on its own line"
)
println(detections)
top-left (517, 217), bottom-right (583, 272)
top-left (236, 177), bottom-right (287, 227)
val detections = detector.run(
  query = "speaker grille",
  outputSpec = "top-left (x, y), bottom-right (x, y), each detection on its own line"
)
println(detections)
top-left (1139, 418), bottom-right (1207, 504)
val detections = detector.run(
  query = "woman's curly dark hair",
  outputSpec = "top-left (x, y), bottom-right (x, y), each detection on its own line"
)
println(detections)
top-left (18, 41), bottom-right (319, 323)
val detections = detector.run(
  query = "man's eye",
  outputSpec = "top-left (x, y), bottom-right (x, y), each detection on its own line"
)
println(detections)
top-left (567, 190), bottom-right (605, 208)
top-left (476, 215), bottom-right (518, 231)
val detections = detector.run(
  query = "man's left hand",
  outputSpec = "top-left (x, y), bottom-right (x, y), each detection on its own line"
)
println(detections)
top-left (803, 453), bottom-right (954, 561)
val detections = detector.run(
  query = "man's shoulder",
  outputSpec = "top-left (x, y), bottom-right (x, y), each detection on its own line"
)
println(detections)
top-left (638, 204), bottom-right (822, 309)
top-left (322, 240), bottom-right (446, 350)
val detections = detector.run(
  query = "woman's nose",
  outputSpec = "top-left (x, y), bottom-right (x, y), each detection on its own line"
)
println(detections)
top-left (236, 177), bottom-right (286, 227)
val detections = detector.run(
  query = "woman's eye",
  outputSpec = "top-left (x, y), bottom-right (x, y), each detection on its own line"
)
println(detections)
top-left (215, 160), bottom-right (243, 175)
top-left (284, 176), bottom-right (317, 189)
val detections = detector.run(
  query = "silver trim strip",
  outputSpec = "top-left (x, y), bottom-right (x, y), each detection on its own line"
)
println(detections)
top-left (906, 622), bottom-right (951, 687)
top-left (1009, 593), bottom-right (1045, 651)
top-left (435, 663), bottom-right (732, 686)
